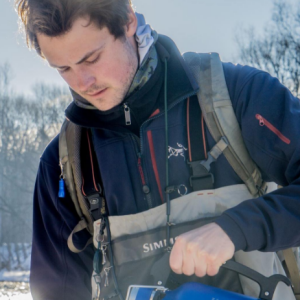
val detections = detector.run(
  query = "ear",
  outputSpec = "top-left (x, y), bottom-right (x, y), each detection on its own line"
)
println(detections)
top-left (125, 6), bottom-right (138, 38)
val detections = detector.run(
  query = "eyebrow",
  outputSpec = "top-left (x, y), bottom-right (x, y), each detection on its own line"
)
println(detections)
top-left (49, 45), bottom-right (104, 69)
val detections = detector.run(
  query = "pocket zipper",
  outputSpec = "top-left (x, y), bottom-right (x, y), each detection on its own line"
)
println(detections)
top-left (255, 114), bottom-right (290, 145)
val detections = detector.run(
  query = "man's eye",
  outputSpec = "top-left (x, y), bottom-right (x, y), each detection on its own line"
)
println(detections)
top-left (58, 67), bottom-right (69, 74)
top-left (86, 55), bottom-right (100, 65)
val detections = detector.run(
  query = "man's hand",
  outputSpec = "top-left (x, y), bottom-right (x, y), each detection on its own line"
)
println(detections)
top-left (169, 223), bottom-right (235, 277)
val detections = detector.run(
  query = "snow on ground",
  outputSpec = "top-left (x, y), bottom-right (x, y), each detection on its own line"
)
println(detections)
top-left (0, 282), bottom-right (32, 300)
top-left (2, 293), bottom-right (32, 300)
top-left (0, 244), bottom-right (32, 298)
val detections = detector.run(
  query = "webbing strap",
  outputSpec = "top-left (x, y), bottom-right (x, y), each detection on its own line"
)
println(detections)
top-left (62, 120), bottom-right (94, 234)
top-left (67, 219), bottom-right (93, 253)
top-left (283, 249), bottom-right (300, 298)
top-left (183, 52), bottom-right (266, 197)
top-left (210, 137), bottom-right (228, 158)
top-left (187, 96), bottom-right (206, 162)
top-left (187, 97), bottom-right (214, 191)
top-left (81, 129), bottom-right (107, 220)
top-left (60, 120), bottom-right (105, 253)
top-left (188, 137), bottom-right (228, 191)
top-left (59, 120), bottom-right (84, 220)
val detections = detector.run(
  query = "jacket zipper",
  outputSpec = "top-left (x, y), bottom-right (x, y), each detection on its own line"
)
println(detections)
top-left (131, 135), bottom-right (153, 209)
top-left (137, 91), bottom-right (197, 207)
top-left (138, 154), bottom-right (153, 209)
top-left (123, 103), bottom-right (131, 125)
top-left (255, 114), bottom-right (290, 145)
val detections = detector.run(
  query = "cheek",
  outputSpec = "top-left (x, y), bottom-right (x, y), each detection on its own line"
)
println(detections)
top-left (99, 45), bottom-right (136, 85)
top-left (97, 61), bottom-right (125, 85)
top-left (106, 58), bottom-right (136, 86)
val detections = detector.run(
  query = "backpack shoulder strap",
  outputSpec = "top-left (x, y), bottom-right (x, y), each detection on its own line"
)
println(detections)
top-left (183, 52), bottom-right (266, 197)
top-left (59, 119), bottom-right (94, 252)
top-left (282, 248), bottom-right (300, 299)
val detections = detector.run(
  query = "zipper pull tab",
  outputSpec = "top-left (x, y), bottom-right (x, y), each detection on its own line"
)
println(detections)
top-left (93, 274), bottom-right (101, 300)
top-left (124, 103), bottom-right (131, 126)
top-left (101, 244), bottom-right (108, 265)
top-left (256, 114), bottom-right (265, 126)
top-left (104, 266), bottom-right (112, 287)
top-left (93, 242), bottom-right (103, 274)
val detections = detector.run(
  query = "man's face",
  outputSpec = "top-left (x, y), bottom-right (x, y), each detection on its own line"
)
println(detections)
top-left (37, 13), bottom-right (138, 111)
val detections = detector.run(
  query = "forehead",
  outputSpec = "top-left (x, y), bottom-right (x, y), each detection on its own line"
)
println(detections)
top-left (37, 17), bottom-right (111, 65)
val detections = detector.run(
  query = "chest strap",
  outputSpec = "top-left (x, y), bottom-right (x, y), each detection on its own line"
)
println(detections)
top-left (81, 128), bottom-right (107, 221)
top-left (187, 97), bottom-right (228, 191)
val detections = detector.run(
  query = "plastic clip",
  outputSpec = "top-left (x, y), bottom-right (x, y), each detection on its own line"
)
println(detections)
top-left (58, 159), bottom-right (65, 198)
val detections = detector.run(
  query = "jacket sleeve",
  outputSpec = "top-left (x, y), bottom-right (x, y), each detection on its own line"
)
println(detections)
top-left (215, 63), bottom-right (300, 252)
top-left (30, 137), bottom-right (93, 300)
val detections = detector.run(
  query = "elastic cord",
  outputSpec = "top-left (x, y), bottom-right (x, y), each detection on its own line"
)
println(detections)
top-left (163, 58), bottom-right (172, 251)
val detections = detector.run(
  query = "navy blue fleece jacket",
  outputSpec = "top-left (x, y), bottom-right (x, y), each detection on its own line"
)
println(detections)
top-left (30, 35), bottom-right (300, 299)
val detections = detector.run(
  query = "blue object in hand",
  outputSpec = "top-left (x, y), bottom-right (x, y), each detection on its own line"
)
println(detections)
top-left (163, 282), bottom-right (258, 300)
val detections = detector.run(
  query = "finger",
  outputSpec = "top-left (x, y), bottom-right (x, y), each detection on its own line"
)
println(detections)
top-left (194, 254), bottom-right (207, 277)
top-left (182, 243), bottom-right (196, 276)
top-left (169, 238), bottom-right (185, 274)
top-left (206, 262), bottom-right (221, 276)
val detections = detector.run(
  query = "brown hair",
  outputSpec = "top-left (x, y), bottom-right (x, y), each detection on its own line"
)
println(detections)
top-left (15, 0), bottom-right (133, 56)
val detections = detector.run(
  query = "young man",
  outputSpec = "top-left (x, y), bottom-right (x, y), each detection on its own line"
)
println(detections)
top-left (16, 0), bottom-right (300, 299)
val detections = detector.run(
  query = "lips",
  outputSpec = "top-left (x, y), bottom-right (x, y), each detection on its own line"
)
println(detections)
top-left (87, 88), bottom-right (107, 97)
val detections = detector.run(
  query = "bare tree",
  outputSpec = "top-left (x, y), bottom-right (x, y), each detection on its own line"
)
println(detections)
top-left (0, 63), bottom-right (71, 243)
top-left (236, 0), bottom-right (300, 97)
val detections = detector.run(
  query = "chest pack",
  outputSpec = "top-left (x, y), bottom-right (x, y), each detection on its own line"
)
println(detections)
top-left (58, 53), bottom-right (300, 300)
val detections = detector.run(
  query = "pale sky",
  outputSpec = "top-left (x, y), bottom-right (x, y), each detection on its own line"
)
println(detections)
top-left (0, 0), bottom-right (293, 97)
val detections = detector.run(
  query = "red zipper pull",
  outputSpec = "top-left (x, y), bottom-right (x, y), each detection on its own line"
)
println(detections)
top-left (256, 114), bottom-right (265, 126)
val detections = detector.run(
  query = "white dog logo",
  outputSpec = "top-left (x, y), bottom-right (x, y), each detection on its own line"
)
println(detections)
top-left (168, 143), bottom-right (187, 160)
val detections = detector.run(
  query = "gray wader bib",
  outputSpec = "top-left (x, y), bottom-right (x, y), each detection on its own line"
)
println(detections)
top-left (91, 183), bottom-right (295, 300)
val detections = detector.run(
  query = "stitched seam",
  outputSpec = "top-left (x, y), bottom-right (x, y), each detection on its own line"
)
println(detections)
top-left (40, 158), bottom-right (61, 170)
top-left (59, 215), bottom-right (68, 299)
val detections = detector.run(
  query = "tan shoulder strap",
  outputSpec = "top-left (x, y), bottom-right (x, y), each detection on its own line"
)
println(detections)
top-left (183, 52), bottom-right (266, 197)
top-left (59, 119), bottom-right (94, 252)
top-left (67, 219), bottom-right (93, 253)
top-left (283, 248), bottom-right (300, 299)
top-left (59, 120), bottom-right (83, 219)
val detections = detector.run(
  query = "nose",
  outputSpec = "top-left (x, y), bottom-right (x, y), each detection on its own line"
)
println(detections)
top-left (76, 69), bottom-right (96, 92)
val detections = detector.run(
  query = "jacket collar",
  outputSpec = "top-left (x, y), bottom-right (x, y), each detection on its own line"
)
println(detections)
top-left (65, 34), bottom-right (199, 129)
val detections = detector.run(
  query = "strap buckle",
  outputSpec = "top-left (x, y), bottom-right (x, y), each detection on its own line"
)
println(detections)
top-left (188, 160), bottom-right (214, 190)
top-left (86, 193), bottom-right (104, 220)
top-left (190, 173), bottom-right (214, 190)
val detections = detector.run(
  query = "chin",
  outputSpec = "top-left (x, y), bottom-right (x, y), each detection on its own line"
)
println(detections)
top-left (93, 98), bottom-right (121, 111)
